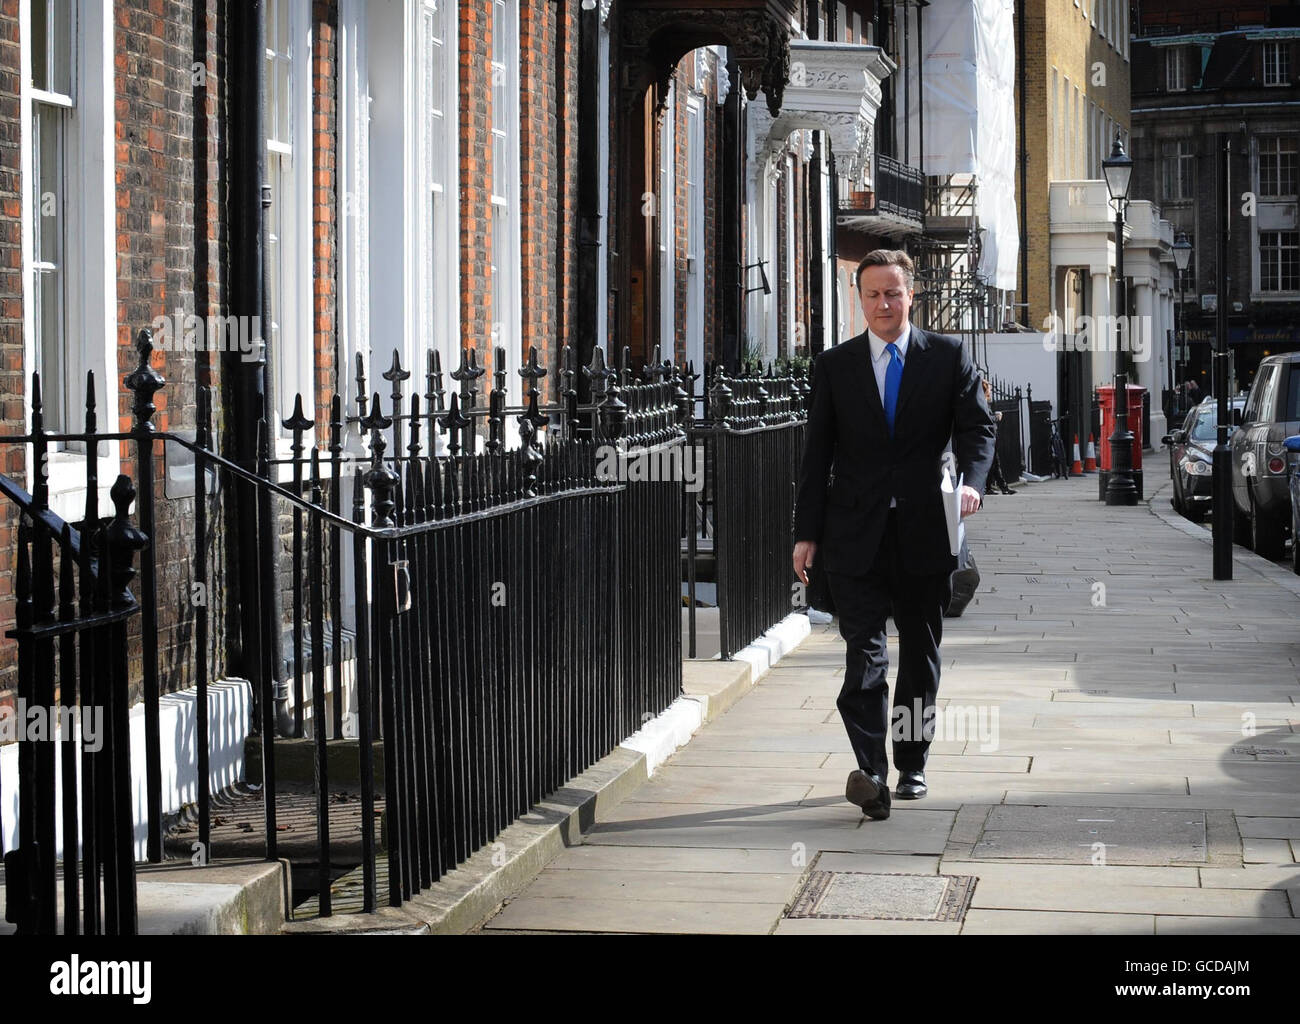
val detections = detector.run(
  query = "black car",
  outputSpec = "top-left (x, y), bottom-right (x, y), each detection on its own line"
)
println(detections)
top-left (1162, 398), bottom-right (1244, 523)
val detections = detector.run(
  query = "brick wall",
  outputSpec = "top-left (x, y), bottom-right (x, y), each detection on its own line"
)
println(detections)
top-left (459, 2), bottom-right (491, 382)
top-left (114, 0), bottom-right (229, 700)
top-left (312, 0), bottom-right (337, 431)
top-left (0, 0), bottom-right (21, 699)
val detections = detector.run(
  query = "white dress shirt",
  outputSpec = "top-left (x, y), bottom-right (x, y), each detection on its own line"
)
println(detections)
top-left (866, 323), bottom-right (911, 508)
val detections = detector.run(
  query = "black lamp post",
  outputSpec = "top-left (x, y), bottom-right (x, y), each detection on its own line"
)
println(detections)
top-left (1172, 231), bottom-right (1192, 418)
top-left (1102, 133), bottom-right (1137, 505)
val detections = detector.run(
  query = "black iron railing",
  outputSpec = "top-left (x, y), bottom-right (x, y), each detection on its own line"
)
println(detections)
top-left (1, 380), bottom-right (146, 934)
top-left (1027, 392), bottom-right (1055, 477)
top-left (0, 331), bottom-right (688, 932)
top-left (987, 374), bottom-right (1025, 484)
top-left (683, 361), bottom-right (809, 661)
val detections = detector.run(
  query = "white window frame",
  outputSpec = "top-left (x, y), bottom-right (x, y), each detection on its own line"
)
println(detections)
top-left (1258, 230), bottom-right (1300, 294)
top-left (489, 0), bottom-right (522, 424)
top-left (1263, 42), bottom-right (1290, 87)
top-left (417, 0), bottom-right (460, 400)
top-left (356, 1), bottom-right (466, 457)
top-left (1166, 48), bottom-right (1186, 92)
top-left (784, 150), bottom-right (796, 357)
top-left (1258, 134), bottom-right (1297, 199)
top-left (21, 0), bottom-right (119, 521)
top-left (684, 92), bottom-right (704, 373)
top-left (1072, 84), bottom-right (1081, 177)
top-left (1163, 139), bottom-right (1194, 202)
top-left (762, 161), bottom-right (778, 360)
top-left (265, 0), bottom-right (315, 441)
top-left (658, 78), bottom-right (676, 360)
top-left (337, 0), bottom-right (370, 446)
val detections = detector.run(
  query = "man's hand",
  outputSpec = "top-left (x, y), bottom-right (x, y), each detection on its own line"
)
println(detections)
top-left (959, 484), bottom-right (982, 518)
top-left (793, 540), bottom-right (817, 585)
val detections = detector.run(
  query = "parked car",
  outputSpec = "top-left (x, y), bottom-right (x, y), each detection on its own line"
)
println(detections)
top-left (1230, 352), bottom-right (1300, 560)
top-left (1286, 435), bottom-right (1300, 575)
top-left (1162, 397), bottom-right (1245, 523)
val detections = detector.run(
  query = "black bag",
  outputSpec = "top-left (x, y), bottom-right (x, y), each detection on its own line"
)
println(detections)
top-left (806, 551), bottom-right (837, 617)
top-left (944, 536), bottom-right (980, 617)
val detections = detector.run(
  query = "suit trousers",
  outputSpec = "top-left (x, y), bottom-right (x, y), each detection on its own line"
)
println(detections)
top-left (826, 508), bottom-right (952, 782)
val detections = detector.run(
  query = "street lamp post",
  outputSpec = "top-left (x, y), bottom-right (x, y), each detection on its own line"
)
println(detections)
top-left (1212, 139), bottom-right (1233, 580)
top-left (1173, 231), bottom-right (1192, 420)
top-left (1102, 134), bottom-right (1137, 506)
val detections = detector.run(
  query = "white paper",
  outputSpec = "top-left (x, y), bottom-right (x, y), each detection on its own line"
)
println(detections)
top-left (941, 467), bottom-right (965, 557)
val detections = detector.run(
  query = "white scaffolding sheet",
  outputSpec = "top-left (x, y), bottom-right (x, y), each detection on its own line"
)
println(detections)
top-left (902, 0), bottom-right (1019, 291)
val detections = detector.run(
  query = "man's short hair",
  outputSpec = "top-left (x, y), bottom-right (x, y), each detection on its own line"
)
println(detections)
top-left (855, 249), bottom-right (915, 291)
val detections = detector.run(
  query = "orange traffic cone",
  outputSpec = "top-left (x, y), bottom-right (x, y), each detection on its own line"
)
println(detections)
top-left (1071, 435), bottom-right (1084, 476)
top-left (1084, 434), bottom-right (1097, 472)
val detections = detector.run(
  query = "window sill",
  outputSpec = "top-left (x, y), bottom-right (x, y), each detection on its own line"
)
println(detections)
top-left (45, 449), bottom-right (122, 525)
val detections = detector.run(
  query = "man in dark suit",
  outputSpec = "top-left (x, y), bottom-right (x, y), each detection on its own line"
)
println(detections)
top-left (792, 249), bottom-right (996, 820)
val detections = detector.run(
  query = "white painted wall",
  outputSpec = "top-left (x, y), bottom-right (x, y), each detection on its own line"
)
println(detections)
top-left (1, 679), bottom-right (252, 862)
top-left (981, 332), bottom-right (1059, 416)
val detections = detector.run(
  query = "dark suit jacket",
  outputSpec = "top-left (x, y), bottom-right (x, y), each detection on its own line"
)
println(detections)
top-left (793, 326), bottom-right (997, 578)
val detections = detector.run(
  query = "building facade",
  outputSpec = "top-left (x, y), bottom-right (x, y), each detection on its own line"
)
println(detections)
top-left (1130, 0), bottom-right (1300, 401)
top-left (1016, 0), bottom-right (1182, 446)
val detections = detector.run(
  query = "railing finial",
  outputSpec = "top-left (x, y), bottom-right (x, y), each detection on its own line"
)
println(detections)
top-left (125, 327), bottom-right (166, 432)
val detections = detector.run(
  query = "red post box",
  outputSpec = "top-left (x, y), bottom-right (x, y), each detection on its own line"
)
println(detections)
top-left (1097, 383), bottom-right (1146, 500)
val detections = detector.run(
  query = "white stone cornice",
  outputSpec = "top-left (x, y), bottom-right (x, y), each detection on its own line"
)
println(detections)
top-left (751, 41), bottom-right (894, 178)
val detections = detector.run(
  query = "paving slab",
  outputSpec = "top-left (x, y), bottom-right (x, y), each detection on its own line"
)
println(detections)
top-left (960, 909), bottom-right (1155, 935)
top-left (1243, 838), bottom-right (1295, 863)
top-left (545, 845), bottom-right (806, 874)
top-left (484, 896), bottom-right (786, 934)
top-left (968, 878), bottom-right (1292, 917)
top-left (1199, 866), bottom-right (1300, 889)
top-left (1153, 916), bottom-right (1300, 935)
top-left (520, 869), bottom-right (801, 904)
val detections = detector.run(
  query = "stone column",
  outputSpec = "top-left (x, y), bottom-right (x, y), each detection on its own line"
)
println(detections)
top-left (1091, 267), bottom-right (1113, 388)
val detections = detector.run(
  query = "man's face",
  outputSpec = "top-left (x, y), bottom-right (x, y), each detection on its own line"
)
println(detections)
top-left (858, 265), bottom-right (914, 341)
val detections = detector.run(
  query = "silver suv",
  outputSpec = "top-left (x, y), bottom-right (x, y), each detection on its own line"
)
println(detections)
top-left (1230, 352), bottom-right (1300, 560)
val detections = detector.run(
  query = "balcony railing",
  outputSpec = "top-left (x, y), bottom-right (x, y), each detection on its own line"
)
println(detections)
top-left (874, 155), bottom-right (926, 226)
top-left (838, 154), bottom-right (925, 232)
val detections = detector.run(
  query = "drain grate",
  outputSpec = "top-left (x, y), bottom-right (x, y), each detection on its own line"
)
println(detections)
top-left (787, 871), bottom-right (976, 922)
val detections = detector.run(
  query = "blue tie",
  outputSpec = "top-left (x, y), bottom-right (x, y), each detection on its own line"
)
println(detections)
top-left (883, 342), bottom-right (903, 438)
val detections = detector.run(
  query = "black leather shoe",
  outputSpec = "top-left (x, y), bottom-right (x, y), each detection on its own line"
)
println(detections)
top-left (896, 769), bottom-right (927, 800)
top-left (846, 770), bottom-right (890, 820)
top-left (862, 785), bottom-right (891, 820)
top-left (845, 769), bottom-right (880, 809)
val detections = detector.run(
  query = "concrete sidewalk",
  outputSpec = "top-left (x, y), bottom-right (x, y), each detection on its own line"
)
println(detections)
top-left (479, 469), bottom-right (1300, 935)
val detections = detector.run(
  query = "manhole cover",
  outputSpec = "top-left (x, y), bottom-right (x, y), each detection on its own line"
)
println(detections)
top-left (787, 872), bottom-right (976, 922)
top-left (972, 806), bottom-right (1208, 864)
